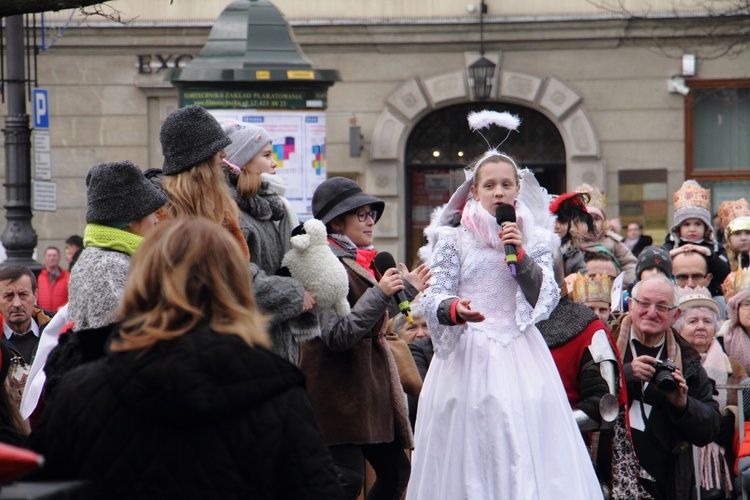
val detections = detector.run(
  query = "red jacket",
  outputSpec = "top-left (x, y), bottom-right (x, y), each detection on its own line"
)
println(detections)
top-left (36, 268), bottom-right (69, 312)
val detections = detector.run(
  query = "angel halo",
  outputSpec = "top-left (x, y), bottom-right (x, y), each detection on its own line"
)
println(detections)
top-left (466, 110), bottom-right (522, 180)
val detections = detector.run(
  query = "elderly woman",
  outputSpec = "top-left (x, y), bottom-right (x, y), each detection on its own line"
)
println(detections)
top-left (676, 287), bottom-right (733, 499)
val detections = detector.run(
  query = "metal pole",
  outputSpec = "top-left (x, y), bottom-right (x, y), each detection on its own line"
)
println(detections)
top-left (2, 15), bottom-right (38, 270)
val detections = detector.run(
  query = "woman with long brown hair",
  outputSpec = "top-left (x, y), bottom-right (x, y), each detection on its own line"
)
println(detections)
top-left (28, 218), bottom-right (343, 499)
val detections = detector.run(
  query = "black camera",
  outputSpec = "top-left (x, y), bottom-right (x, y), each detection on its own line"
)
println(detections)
top-left (652, 359), bottom-right (677, 393)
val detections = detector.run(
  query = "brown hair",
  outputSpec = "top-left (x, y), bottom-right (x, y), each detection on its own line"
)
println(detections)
top-left (162, 154), bottom-right (239, 225)
top-left (468, 153), bottom-right (520, 188)
top-left (0, 265), bottom-right (37, 293)
top-left (237, 170), bottom-right (262, 200)
top-left (112, 218), bottom-right (269, 352)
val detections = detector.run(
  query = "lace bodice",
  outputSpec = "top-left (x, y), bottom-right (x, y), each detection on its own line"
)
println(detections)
top-left (422, 199), bottom-right (559, 358)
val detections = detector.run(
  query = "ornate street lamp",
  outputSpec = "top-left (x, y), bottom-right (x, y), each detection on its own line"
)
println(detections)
top-left (468, 1), bottom-right (496, 100)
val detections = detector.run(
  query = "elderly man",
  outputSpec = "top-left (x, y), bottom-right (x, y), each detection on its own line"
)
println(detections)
top-left (599, 275), bottom-right (720, 500)
top-left (0, 265), bottom-right (52, 405)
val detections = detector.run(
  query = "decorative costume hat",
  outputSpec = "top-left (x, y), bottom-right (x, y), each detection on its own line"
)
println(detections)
top-left (670, 180), bottom-right (712, 238)
top-left (722, 268), bottom-right (750, 299)
top-left (575, 183), bottom-right (606, 220)
top-left (722, 199), bottom-right (750, 238)
top-left (570, 273), bottom-right (612, 304)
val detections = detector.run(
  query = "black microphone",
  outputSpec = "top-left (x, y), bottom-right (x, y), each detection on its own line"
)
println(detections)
top-left (373, 251), bottom-right (413, 324)
top-left (495, 204), bottom-right (518, 277)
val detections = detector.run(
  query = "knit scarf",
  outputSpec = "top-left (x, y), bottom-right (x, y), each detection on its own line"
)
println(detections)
top-left (83, 223), bottom-right (143, 256)
top-left (223, 164), bottom-right (285, 222)
top-left (696, 339), bottom-right (732, 494)
top-left (725, 322), bottom-right (750, 374)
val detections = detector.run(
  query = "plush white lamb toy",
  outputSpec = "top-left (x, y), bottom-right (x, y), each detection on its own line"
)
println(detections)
top-left (282, 218), bottom-right (351, 317)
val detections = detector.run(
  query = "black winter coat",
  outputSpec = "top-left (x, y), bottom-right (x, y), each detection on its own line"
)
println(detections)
top-left (27, 323), bottom-right (343, 500)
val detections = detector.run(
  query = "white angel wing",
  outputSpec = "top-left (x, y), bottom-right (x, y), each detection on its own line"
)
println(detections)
top-left (517, 168), bottom-right (556, 233)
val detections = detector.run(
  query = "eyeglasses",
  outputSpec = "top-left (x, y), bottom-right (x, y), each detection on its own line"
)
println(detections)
top-left (674, 273), bottom-right (707, 284)
top-left (739, 300), bottom-right (750, 310)
top-left (631, 297), bottom-right (678, 314)
top-left (354, 209), bottom-right (378, 222)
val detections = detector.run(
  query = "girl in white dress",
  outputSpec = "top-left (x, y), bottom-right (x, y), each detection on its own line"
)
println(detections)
top-left (407, 113), bottom-right (603, 499)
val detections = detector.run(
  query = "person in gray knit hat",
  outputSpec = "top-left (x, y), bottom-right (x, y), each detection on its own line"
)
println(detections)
top-left (159, 106), bottom-right (250, 260)
top-left (218, 119), bottom-right (317, 364)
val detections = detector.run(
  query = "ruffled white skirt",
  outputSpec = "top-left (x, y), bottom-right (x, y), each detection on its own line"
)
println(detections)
top-left (407, 326), bottom-right (603, 500)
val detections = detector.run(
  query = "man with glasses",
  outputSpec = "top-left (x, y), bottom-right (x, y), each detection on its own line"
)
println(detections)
top-left (598, 275), bottom-right (720, 500)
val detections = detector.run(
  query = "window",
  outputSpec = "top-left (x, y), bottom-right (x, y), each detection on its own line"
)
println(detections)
top-left (686, 79), bottom-right (750, 214)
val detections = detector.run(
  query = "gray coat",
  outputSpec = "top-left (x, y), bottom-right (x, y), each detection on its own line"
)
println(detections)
top-left (68, 247), bottom-right (130, 331)
top-left (227, 176), bottom-right (318, 364)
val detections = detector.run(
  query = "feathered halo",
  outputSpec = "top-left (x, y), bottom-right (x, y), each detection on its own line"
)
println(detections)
top-left (466, 110), bottom-right (521, 176)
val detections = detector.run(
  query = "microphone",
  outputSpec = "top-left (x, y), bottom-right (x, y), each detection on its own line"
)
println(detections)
top-left (495, 204), bottom-right (517, 277)
top-left (373, 252), bottom-right (413, 324)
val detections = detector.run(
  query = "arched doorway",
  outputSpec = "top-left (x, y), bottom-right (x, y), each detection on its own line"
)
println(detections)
top-left (405, 102), bottom-right (566, 265)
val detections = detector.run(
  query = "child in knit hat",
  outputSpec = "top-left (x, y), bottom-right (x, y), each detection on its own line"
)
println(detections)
top-left (663, 180), bottom-right (730, 300)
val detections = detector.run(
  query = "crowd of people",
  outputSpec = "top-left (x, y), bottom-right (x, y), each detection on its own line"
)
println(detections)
top-left (0, 104), bottom-right (748, 499)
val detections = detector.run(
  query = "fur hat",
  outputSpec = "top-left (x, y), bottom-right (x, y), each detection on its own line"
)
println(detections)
top-left (670, 180), bottom-right (712, 239)
top-left (220, 120), bottom-right (272, 170)
top-left (635, 245), bottom-right (672, 281)
top-left (160, 105), bottom-right (231, 175)
top-left (312, 177), bottom-right (385, 225)
top-left (85, 161), bottom-right (168, 225)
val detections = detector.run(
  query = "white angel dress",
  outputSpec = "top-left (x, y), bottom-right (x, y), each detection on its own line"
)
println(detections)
top-left (407, 194), bottom-right (603, 499)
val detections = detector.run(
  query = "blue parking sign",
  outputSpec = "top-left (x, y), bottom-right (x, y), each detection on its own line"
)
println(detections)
top-left (33, 89), bottom-right (49, 129)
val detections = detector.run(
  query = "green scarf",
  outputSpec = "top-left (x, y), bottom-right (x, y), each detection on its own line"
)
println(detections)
top-left (83, 223), bottom-right (143, 256)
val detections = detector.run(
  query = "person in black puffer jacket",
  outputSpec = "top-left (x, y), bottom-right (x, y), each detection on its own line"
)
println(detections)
top-left (27, 218), bottom-right (343, 500)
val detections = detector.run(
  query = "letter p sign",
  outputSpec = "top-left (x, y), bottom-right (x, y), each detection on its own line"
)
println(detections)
top-left (33, 89), bottom-right (49, 129)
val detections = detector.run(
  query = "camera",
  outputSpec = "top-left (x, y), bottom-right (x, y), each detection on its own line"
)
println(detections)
top-left (652, 359), bottom-right (677, 392)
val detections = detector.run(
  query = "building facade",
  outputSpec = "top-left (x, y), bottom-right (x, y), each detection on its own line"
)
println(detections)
top-left (2, 0), bottom-right (749, 264)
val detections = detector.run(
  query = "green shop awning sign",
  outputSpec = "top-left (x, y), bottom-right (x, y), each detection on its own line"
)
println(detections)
top-left (181, 89), bottom-right (327, 110)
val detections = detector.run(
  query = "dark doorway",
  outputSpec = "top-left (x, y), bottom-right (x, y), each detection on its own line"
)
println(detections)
top-left (405, 102), bottom-right (566, 266)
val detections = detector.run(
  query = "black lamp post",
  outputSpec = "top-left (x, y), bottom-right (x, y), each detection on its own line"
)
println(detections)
top-left (2, 16), bottom-right (38, 270)
top-left (468, 1), bottom-right (496, 100)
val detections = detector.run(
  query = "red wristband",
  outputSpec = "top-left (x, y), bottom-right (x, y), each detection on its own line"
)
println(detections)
top-left (517, 247), bottom-right (525, 261)
top-left (450, 299), bottom-right (467, 325)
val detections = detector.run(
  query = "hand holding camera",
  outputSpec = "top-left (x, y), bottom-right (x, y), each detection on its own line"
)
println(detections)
top-left (631, 355), bottom-right (689, 410)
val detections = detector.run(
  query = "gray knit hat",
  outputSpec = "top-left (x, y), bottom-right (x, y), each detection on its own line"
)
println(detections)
top-left (220, 120), bottom-right (272, 169)
top-left (635, 245), bottom-right (672, 281)
top-left (160, 105), bottom-right (232, 175)
top-left (312, 177), bottom-right (385, 225)
top-left (85, 161), bottom-right (168, 225)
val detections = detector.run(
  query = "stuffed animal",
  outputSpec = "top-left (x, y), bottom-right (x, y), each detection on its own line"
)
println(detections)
top-left (282, 218), bottom-right (351, 317)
